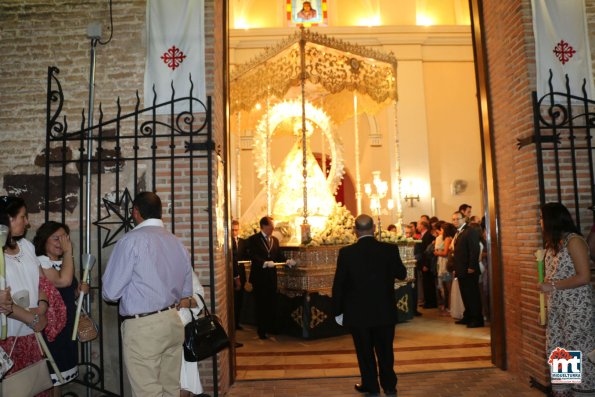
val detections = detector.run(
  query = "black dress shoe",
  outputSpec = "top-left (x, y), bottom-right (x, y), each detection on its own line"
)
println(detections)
top-left (414, 311), bottom-right (422, 316)
top-left (385, 391), bottom-right (397, 397)
top-left (467, 322), bottom-right (484, 328)
top-left (234, 342), bottom-right (244, 348)
top-left (354, 383), bottom-right (369, 393)
top-left (258, 334), bottom-right (268, 340)
top-left (454, 319), bottom-right (468, 325)
top-left (236, 325), bottom-right (244, 330)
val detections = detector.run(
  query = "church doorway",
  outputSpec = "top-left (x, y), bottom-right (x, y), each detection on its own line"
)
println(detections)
top-left (227, 0), bottom-right (501, 382)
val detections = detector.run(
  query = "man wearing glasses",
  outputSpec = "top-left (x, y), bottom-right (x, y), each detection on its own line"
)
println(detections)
top-left (451, 211), bottom-right (483, 328)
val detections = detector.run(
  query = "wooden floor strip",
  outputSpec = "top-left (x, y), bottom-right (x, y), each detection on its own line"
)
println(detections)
top-left (236, 355), bottom-right (493, 370)
top-left (236, 342), bottom-right (491, 357)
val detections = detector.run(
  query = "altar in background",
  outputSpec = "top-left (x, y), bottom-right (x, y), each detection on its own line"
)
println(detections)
top-left (241, 242), bottom-right (416, 339)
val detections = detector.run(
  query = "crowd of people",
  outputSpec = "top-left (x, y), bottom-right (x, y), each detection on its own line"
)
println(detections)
top-left (391, 204), bottom-right (489, 327)
top-left (0, 193), bottom-right (211, 397)
top-left (0, 192), bottom-right (593, 396)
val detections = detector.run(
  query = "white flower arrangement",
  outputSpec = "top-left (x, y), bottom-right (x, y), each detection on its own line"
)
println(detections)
top-left (306, 203), bottom-right (356, 246)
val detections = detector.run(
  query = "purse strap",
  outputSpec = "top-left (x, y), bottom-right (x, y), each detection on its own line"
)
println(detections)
top-left (195, 294), bottom-right (211, 318)
top-left (8, 330), bottom-right (43, 359)
top-left (8, 335), bottom-right (18, 358)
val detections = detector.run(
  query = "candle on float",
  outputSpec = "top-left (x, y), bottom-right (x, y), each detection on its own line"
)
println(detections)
top-left (0, 224), bottom-right (9, 340)
top-left (72, 254), bottom-right (96, 340)
top-left (535, 249), bottom-right (546, 326)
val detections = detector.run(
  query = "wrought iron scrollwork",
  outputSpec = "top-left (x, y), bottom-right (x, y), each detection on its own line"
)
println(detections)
top-left (48, 66), bottom-right (67, 138)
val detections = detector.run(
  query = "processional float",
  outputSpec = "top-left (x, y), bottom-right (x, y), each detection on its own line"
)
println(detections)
top-left (231, 28), bottom-right (401, 243)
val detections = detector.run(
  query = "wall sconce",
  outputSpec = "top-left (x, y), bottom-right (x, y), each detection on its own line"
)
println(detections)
top-left (403, 193), bottom-right (420, 207)
top-left (402, 178), bottom-right (421, 207)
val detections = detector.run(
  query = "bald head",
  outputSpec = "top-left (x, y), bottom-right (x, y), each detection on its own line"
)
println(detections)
top-left (355, 214), bottom-right (375, 237)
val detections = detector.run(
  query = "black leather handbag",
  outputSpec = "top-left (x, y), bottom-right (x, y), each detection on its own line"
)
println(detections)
top-left (183, 294), bottom-right (230, 362)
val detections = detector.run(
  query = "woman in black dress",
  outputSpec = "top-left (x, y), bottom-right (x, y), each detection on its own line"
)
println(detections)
top-left (34, 221), bottom-right (88, 397)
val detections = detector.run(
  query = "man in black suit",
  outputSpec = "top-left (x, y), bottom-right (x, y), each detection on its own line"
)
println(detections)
top-left (332, 214), bottom-right (407, 397)
top-left (232, 220), bottom-right (247, 334)
top-left (451, 211), bottom-right (483, 328)
top-left (415, 220), bottom-right (437, 308)
top-left (245, 216), bottom-right (290, 339)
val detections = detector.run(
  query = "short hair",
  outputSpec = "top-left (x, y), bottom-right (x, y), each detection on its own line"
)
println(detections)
top-left (429, 216), bottom-right (439, 224)
top-left (355, 214), bottom-right (374, 231)
top-left (419, 221), bottom-right (430, 231)
top-left (34, 221), bottom-right (70, 256)
top-left (387, 224), bottom-right (397, 232)
top-left (0, 196), bottom-right (27, 249)
top-left (420, 215), bottom-right (430, 222)
top-left (459, 204), bottom-right (471, 212)
top-left (259, 216), bottom-right (273, 228)
top-left (133, 192), bottom-right (162, 220)
top-left (231, 219), bottom-right (239, 227)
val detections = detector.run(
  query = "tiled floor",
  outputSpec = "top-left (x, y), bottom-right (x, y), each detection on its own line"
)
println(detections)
top-left (224, 368), bottom-right (544, 397)
top-left (235, 307), bottom-right (492, 380)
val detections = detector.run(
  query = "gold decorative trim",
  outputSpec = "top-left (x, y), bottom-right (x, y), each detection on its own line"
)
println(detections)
top-left (230, 28), bottom-right (398, 116)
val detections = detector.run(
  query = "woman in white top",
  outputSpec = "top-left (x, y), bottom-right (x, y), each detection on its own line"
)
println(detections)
top-left (0, 196), bottom-right (66, 396)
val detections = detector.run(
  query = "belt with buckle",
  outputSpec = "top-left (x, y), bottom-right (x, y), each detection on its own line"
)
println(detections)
top-left (121, 303), bottom-right (176, 321)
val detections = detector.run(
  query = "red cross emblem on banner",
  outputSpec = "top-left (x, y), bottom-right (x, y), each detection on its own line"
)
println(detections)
top-left (161, 45), bottom-right (187, 70)
top-left (553, 40), bottom-right (576, 65)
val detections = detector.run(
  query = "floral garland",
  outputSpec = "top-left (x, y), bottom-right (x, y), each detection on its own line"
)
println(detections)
top-left (377, 230), bottom-right (419, 245)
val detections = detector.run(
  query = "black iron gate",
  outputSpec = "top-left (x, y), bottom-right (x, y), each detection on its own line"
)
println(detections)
top-left (520, 72), bottom-right (595, 233)
top-left (44, 66), bottom-right (217, 396)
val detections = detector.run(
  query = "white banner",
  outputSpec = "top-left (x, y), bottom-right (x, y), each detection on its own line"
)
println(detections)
top-left (532, 0), bottom-right (593, 98)
top-left (144, 0), bottom-right (206, 115)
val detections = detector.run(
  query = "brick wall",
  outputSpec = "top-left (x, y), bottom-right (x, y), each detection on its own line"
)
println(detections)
top-left (481, 0), bottom-right (595, 387)
top-left (0, 0), bottom-right (228, 394)
top-left (481, 0), bottom-right (548, 384)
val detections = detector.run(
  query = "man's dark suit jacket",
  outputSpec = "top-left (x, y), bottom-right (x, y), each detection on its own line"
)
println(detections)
top-left (414, 230), bottom-right (435, 270)
top-left (232, 237), bottom-right (247, 286)
top-left (332, 236), bottom-right (407, 327)
top-left (453, 224), bottom-right (481, 278)
top-left (246, 232), bottom-right (286, 288)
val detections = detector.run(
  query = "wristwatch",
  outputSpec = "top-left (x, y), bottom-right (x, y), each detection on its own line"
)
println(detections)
top-left (28, 313), bottom-right (40, 329)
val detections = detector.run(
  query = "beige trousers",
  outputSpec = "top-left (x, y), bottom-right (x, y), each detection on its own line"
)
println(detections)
top-left (122, 309), bottom-right (184, 397)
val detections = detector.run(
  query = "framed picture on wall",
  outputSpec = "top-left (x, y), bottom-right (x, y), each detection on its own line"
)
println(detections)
top-left (287, 0), bottom-right (327, 26)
